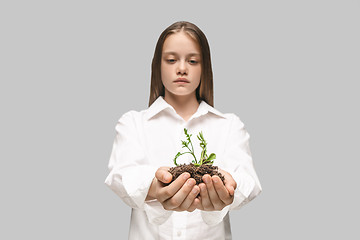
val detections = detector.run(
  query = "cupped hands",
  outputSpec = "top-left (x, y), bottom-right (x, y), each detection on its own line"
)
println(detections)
top-left (147, 167), bottom-right (236, 212)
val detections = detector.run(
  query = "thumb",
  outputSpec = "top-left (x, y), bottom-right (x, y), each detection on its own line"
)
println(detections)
top-left (162, 172), bottom-right (172, 183)
top-left (155, 168), bottom-right (172, 183)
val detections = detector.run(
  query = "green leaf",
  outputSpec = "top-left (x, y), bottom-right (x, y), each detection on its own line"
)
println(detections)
top-left (207, 153), bottom-right (216, 162)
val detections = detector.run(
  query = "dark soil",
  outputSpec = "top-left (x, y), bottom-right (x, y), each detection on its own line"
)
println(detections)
top-left (168, 163), bottom-right (225, 185)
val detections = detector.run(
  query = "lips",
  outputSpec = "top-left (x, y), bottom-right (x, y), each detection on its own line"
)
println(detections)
top-left (174, 78), bottom-right (190, 83)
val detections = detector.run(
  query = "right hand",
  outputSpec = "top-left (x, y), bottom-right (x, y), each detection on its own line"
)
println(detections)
top-left (146, 167), bottom-right (200, 212)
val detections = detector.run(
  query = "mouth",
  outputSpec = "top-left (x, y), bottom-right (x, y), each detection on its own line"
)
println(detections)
top-left (174, 78), bottom-right (190, 83)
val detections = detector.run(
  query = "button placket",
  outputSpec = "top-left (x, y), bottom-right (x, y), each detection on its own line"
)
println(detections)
top-left (172, 212), bottom-right (187, 239)
top-left (173, 121), bottom-right (186, 165)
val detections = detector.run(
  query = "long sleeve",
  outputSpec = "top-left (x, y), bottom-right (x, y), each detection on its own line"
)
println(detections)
top-left (201, 113), bottom-right (262, 225)
top-left (104, 111), bottom-right (172, 224)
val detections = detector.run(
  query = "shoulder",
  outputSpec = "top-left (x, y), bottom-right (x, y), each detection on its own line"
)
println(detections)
top-left (214, 110), bottom-right (245, 127)
top-left (115, 109), bottom-right (148, 132)
top-left (225, 113), bottom-right (250, 142)
top-left (228, 113), bottom-right (245, 127)
top-left (117, 108), bottom-right (148, 122)
top-left (217, 112), bottom-right (247, 135)
top-left (207, 103), bottom-right (245, 125)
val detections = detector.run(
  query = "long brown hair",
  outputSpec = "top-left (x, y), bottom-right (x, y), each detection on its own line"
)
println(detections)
top-left (148, 21), bottom-right (214, 107)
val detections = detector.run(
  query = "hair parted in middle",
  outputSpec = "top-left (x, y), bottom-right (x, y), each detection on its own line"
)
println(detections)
top-left (148, 21), bottom-right (214, 107)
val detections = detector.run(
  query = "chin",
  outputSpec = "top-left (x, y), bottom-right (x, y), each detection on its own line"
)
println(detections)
top-left (171, 89), bottom-right (193, 95)
top-left (171, 92), bottom-right (196, 98)
top-left (165, 87), bottom-right (197, 97)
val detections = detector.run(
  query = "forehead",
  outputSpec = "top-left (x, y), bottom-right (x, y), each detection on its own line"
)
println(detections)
top-left (162, 32), bottom-right (201, 56)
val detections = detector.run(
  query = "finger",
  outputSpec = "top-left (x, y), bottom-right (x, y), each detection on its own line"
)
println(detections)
top-left (178, 185), bottom-right (199, 211)
top-left (225, 184), bottom-right (235, 196)
top-left (199, 183), bottom-right (213, 210)
top-left (221, 170), bottom-right (237, 192)
top-left (181, 186), bottom-right (200, 212)
top-left (227, 179), bottom-right (237, 191)
top-left (224, 179), bottom-right (236, 193)
top-left (155, 167), bottom-right (172, 184)
top-left (213, 176), bottom-right (233, 205)
top-left (157, 172), bottom-right (190, 202)
top-left (163, 177), bottom-right (195, 210)
top-left (203, 174), bottom-right (224, 210)
top-left (195, 197), bottom-right (204, 210)
top-left (174, 196), bottom-right (200, 212)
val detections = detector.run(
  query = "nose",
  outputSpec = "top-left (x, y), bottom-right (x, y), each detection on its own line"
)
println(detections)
top-left (177, 60), bottom-right (187, 75)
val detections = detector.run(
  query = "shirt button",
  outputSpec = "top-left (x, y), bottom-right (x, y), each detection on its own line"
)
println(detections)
top-left (177, 231), bottom-right (181, 236)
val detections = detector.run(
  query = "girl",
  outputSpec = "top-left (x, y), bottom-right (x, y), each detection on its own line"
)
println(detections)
top-left (105, 21), bottom-right (262, 240)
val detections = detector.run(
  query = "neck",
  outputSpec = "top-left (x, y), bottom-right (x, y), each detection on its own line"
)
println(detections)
top-left (163, 92), bottom-right (200, 121)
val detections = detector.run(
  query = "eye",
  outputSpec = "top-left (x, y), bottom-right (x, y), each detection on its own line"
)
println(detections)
top-left (166, 59), bottom-right (176, 63)
top-left (189, 60), bottom-right (198, 64)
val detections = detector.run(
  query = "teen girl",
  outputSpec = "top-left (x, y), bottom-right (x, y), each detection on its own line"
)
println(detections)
top-left (105, 21), bottom-right (262, 240)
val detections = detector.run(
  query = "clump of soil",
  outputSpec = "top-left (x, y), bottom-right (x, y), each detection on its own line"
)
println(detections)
top-left (168, 163), bottom-right (225, 185)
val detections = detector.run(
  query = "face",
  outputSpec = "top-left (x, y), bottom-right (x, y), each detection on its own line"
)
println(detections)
top-left (161, 31), bottom-right (202, 99)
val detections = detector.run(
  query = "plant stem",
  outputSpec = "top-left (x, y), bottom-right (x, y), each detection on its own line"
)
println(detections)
top-left (184, 145), bottom-right (197, 163)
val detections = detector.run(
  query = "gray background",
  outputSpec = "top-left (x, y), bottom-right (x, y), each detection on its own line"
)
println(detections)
top-left (1, 0), bottom-right (359, 239)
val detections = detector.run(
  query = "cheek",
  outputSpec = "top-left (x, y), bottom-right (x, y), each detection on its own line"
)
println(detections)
top-left (161, 65), bottom-right (172, 78)
top-left (160, 67), bottom-right (168, 82)
top-left (194, 66), bottom-right (202, 80)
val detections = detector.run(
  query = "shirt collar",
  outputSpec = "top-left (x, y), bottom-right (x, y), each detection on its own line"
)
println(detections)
top-left (145, 96), bottom-right (226, 120)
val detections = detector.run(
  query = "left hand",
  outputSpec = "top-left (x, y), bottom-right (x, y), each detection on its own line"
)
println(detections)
top-left (196, 169), bottom-right (237, 211)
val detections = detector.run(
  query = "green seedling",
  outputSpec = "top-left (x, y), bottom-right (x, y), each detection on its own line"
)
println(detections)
top-left (173, 128), bottom-right (216, 167)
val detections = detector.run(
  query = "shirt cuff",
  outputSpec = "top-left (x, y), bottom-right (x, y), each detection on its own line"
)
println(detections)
top-left (122, 165), bottom-right (173, 225)
top-left (143, 200), bottom-right (173, 225)
top-left (121, 165), bottom-right (158, 209)
top-left (221, 168), bottom-right (256, 210)
top-left (201, 206), bottom-right (230, 226)
top-left (200, 171), bottom-right (254, 225)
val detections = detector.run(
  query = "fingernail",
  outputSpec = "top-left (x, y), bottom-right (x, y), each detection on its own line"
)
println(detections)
top-left (164, 174), bottom-right (170, 182)
top-left (203, 176), bottom-right (209, 184)
top-left (183, 173), bottom-right (190, 180)
top-left (213, 177), bottom-right (218, 183)
top-left (187, 179), bottom-right (194, 186)
top-left (192, 187), bottom-right (199, 194)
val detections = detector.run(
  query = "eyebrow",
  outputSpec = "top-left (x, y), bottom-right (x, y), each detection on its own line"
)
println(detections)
top-left (163, 51), bottom-right (201, 57)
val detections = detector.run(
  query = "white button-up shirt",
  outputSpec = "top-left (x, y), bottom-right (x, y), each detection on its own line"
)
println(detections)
top-left (105, 96), bottom-right (262, 240)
